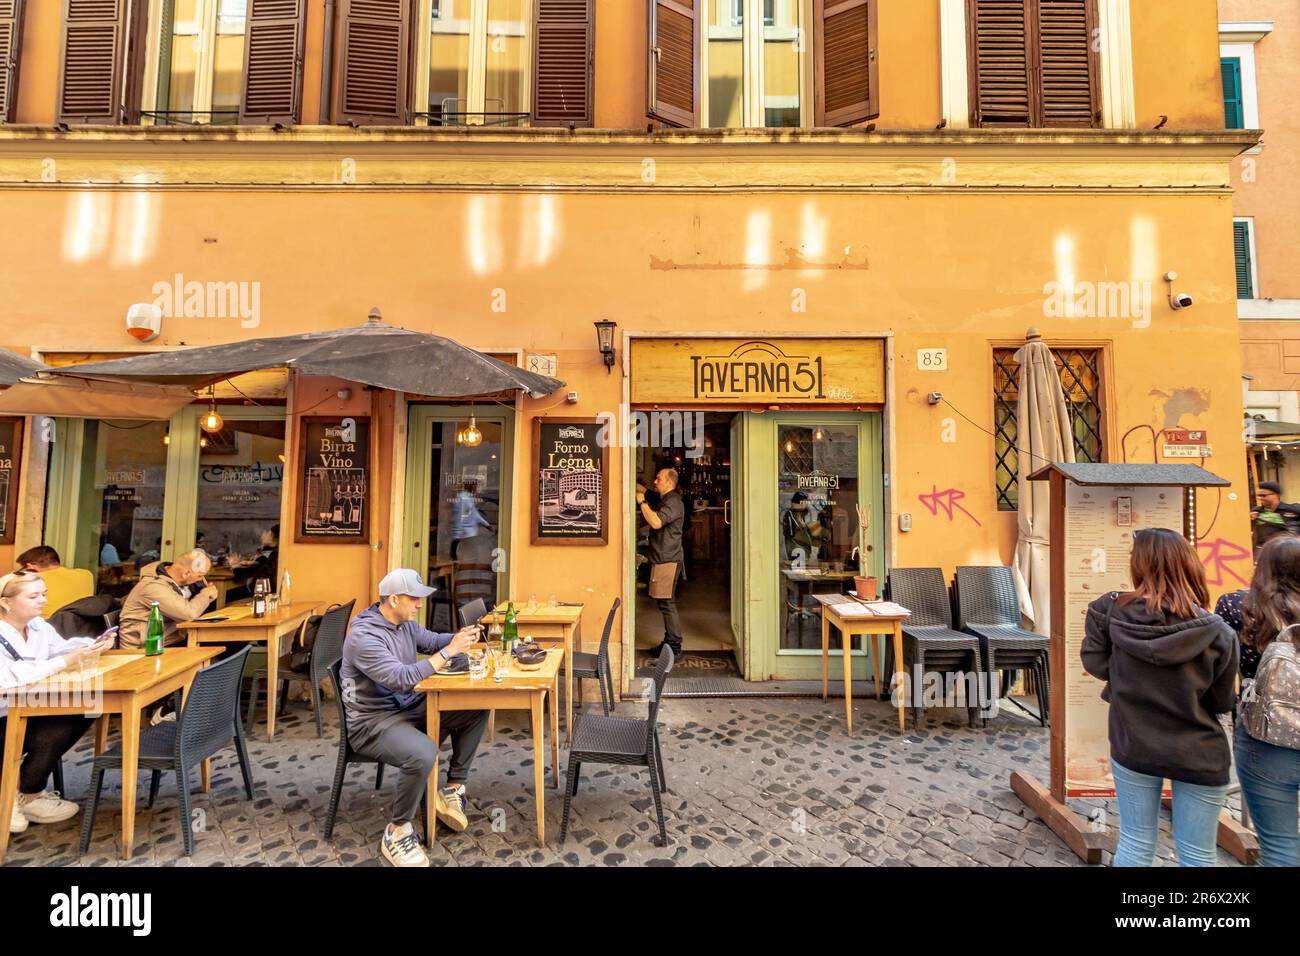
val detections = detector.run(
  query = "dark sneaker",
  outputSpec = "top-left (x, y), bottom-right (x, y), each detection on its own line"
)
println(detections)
top-left (436, 784), bottom-right (468, 832)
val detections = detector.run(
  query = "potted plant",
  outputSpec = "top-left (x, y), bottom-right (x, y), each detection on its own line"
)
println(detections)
top-left (853, 503), bottom-right (877, 600)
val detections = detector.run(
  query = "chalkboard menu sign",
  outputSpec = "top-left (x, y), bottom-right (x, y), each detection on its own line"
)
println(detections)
top-left (296, 416), bottom-right (370, 543)
top-left (532, 418), bottom-right (608, 545)
top-left (0, 418), bottom-right (22, 545)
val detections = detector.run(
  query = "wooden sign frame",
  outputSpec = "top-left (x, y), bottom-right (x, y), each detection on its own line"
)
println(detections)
top-left (0, 418), bottom-right (22, 546)
top-left (295, 416), bottom-right (371, 545)
top-left (531, 417), bottom-right (609, 546)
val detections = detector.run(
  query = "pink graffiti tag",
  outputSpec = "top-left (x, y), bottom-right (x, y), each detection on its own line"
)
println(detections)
top-left (1197, 537), bottom-right (1250, 589)
top-left (918, 485), bottom-right (982, 528)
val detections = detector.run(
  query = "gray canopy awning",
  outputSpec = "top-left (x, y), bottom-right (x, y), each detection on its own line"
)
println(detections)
top-left (1028, 462), bottom-right (1229, 487)
top-left (0, 350), bottom-right (46, 387)
top-left (51, 314), bottom-right (565, 399)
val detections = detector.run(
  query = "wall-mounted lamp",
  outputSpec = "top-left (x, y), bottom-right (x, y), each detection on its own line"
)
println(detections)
top-left (594, 319), bottom-right (617, 373)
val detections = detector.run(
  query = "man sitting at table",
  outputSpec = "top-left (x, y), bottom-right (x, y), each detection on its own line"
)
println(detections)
top-left (118, 550), bottom-right (219, 650)
top-left (342, 568), bottom-right (485, 868)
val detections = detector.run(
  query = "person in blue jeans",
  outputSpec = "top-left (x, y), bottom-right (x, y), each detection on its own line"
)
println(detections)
top-left (1081, 528), bottom-right (1238, 866)
top-left (1233, 535), bottom-right (1300, 866)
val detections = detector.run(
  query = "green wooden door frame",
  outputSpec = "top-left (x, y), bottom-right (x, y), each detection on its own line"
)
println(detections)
top-left (43, 406), bottom-right (288, 571)
top-left (402, 405), bottom-right (514, 600)
top-left (748, 411), bottom-right (885, 681)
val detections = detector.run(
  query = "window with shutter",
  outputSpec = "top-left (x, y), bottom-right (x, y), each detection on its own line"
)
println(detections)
top-left (648, 0), bottom-right (696, 127)
top-left (58, 0), bottom-right (129, 124)
top-left (1220, 56), bottom-right (1243, 130)
top-left (968, 0), bottom-right (1098, 128)
top-left (0, 0), bottom-right (23, 123)
top-left (531, 0), bottom-right (591, 127)
top-left (337, 0), bottom-right (410, 124)
top-left (242, 0), bottom-right (307, 123)
top-left (1234, 220), bottom-right (1255, 300)
top-left (418, 0), bottom-right (534, 126)
top-left (151, 0), bottom-right (266, 125)
top-left (815, 0), bottom-right (878, 127)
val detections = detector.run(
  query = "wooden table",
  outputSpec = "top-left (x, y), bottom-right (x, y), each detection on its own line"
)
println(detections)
top-left (484, 602), bottom-right (583, 742)
top-left (178, 602), bottom-right (321, 740)
top-left (815, 594), bottom-right (909, 733)
top-left (416, 647), bottom-right (562, 847)
top-left (0, 646), bottom-right (222, 863)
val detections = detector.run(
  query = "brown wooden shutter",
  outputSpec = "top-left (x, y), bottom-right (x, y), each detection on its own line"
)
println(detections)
top-left (1037, 0), bottom-right (1097, 127)
top-left (647, 0), bottom-right (696, 128)
top-left (967, 0), bottom-right (1032, 127)
top-left (57, 0), bottom-right (127, 124)
top-left (241, 0), bottom-right (308, 124)
top-left (531, 0), bottom-right (593, 127)
top-left (336, 0), bottom-right (409, 124)
top-left (0, 0), bottom-right (24, 123)
top-left (814, 0), bottom-right (879, 127)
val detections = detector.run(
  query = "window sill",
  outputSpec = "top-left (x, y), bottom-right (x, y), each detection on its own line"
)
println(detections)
top-left (1239, 300), bottom-right (1300, 321)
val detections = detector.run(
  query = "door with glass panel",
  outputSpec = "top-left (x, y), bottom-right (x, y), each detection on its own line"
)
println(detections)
top-left (404, 406), bottom-right (514, 631)
top-left (420, 0), bottom-right (530, 125)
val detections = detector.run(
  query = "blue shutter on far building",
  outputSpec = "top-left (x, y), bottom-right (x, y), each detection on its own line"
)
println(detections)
top-left (1221, 57), bottom-right (1244, 129)
top-left (1234, 221), bottom-right (1254, 299)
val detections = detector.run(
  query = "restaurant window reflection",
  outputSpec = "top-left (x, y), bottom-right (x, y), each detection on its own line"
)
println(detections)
top-left (194, 419), bottom-right (286, 607)
top-left (426, 419), bottom-right (503, 630)
top-left (778, 422), bottom-right (860, 650)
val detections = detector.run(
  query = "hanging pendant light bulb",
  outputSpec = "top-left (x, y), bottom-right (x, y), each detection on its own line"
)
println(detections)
top-left (199, 435), bottom-right (209, 449)
top-left (783, 439), bottom-right (795, 454)
top-left (814, 426), bottom-right (825, 442)
top-left (457, 402), bottom-right (483, 447)
top-left (199, 386), bottom-right (223, 433)
top-left (162, 429), bottom-right (170, 446)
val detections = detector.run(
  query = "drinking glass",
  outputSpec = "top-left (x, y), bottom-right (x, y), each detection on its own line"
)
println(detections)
top-left (491, 648), bottom-right (508, 682)
top-left (526, 594), bottom-right (537, 612)
top-left (548, 594), bottom-right (559, 608)
top-left (78, 647), bottom-right (102, 677)
top-left (468, 649), bottom-right (486, 680)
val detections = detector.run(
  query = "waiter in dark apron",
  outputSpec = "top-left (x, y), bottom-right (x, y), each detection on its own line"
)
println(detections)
top-left (638, 468), bottom-right (686, 658)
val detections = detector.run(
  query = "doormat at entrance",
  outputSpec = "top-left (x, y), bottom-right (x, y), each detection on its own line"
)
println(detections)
top-left (636, 650), bottom-right (740, 680)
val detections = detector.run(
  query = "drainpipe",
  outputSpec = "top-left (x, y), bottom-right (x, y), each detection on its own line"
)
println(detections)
top-left (319, 0), bottom-right (337, 124)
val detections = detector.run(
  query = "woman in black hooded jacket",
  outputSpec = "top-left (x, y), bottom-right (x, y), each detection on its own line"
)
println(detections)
top-left (1081, 528), bottom-right (1238, 866)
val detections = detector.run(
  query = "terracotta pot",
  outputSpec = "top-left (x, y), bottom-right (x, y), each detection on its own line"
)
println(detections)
top-left (854, 576), bottom-right (878, 600)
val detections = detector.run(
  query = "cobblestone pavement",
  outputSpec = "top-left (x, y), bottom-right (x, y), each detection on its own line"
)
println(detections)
top-left (4, 694), bottom-right (1244, 867)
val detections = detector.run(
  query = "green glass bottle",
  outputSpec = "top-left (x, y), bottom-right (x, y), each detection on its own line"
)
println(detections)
top-left (145, 600), bottom-right (165, 657)
top-left (503, 602), bottom-right (518, 652)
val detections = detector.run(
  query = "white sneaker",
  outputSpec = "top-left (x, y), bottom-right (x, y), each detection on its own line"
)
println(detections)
top-left (9, 805), bottom-right (27, 834)
top-left (436, 784), bottom-right (468, 832)
top-left (381, 822), bottom-right (430, 867)
top-left (17, 791), bottom-right (79, 824)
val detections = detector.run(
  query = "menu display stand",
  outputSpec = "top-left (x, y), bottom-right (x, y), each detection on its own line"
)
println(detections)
top-left (1009, 462), bottom-right (1257, 865)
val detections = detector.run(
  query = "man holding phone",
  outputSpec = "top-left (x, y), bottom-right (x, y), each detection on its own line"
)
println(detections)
top-left (342, 568), bottom-right (489, 867)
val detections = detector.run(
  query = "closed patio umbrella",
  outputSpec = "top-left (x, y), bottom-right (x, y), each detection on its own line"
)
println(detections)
top-left (51, 310), bottom-right (564, 399)
top-left (0, 349), bottom-right (45, 386)
top-left (0, 349), bottom-right (197, 420)
top-left (1012, 328), bottom-right (1076, 634)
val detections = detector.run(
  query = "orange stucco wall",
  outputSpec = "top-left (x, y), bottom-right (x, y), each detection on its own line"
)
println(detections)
top-left (10, 0), bottom-right (1225, 131)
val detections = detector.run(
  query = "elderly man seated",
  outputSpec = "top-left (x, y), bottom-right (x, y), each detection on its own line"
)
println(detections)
top-left (342, 568), bottom-right (487, 867)
top-left (118, 549), bottom-right (218, 650)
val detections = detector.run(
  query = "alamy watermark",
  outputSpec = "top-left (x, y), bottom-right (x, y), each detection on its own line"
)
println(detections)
top-left (151, 273), bottom-right (261, 329)
top-left (596, 407), bottom-right (705, 457)
top-left (1042, 279), bottom-right (1152, 329)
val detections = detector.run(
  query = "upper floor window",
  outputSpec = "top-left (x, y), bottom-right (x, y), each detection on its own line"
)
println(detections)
top-left (1234, 218), bottom-right (1256, 300)
top-left (1218, 22), bottom-right (1269, 133)
top-left (420, 0), bottom-right (529, 126)
top-left (0, 0), bottom-right (25, 123)
top-left (1220, 56), bottom-right (1243, 130)
top-left (650, 0), bottom-right (878, 129)
top-left (151, 0), bottom-right (248, 125)
top-left (967, 0), bottom-right (1100, 129)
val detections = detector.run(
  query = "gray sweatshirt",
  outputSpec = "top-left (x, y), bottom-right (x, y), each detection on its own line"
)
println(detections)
top-left (341, 603), bottom-right (452, 747)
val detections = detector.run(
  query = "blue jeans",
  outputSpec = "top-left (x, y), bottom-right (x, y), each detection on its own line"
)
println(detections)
top-left (1234, 723), bottom-right (1300, 867)
top-left (1110, 759), bottom-right (1228, 866)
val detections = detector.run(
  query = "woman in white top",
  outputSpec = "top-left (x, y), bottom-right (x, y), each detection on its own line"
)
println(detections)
top-left (0, 571), bottom-right (114, 835)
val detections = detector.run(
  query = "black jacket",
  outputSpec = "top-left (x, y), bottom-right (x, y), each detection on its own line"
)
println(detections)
top-left (1081, 592), bottom-right (1238, 786)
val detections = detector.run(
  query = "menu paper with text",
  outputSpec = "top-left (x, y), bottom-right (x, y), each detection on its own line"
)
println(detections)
top-left (1062, 482), bottom-right (1183, 797)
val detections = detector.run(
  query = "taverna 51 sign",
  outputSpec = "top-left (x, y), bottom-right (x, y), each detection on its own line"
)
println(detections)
top-left (631, 338), bottom-right (885, 405)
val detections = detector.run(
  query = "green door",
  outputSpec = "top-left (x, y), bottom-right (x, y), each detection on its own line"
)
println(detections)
top-left (729, 413), bottom-right (747, 675)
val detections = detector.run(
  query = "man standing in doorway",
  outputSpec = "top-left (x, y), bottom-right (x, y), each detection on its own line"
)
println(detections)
top-left (1252, 481), bottom-right (1300, 551)
top-left (638, 468), bottom-right (686, 657)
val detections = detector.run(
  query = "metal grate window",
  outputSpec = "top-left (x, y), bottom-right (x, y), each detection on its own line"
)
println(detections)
top-left (994, 348), bottom-right (1105, 511)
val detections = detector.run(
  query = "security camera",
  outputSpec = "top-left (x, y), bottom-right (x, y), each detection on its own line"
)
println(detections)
top-left (125, 303), bottom-right (162, 342)
top-left (1170, 292), bottom-right (1195, 311)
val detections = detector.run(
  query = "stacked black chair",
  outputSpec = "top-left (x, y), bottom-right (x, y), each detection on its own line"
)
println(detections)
top-left (458, 598), bottom-right (488, 628)
top-left (247, 600), bottom-right (356, 737)
top-left (571, 598), bottom-right (620, 717)
top-left (953, 566), bottom-right (1050, 726)
top-left (884, 569), bottom-right (983, 728)
top-left (79, 646), bottom-right (256, 856)
top-left (324, 658), bottom-right (426, 839)
top-left (561, 644), bottom-right (673, 846)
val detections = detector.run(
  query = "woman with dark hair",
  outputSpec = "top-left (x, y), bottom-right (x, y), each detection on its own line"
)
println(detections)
top-left (1234, 535), bottom-right (1300, 866)
top-left (1081, 527), bottom-right (1239, 866)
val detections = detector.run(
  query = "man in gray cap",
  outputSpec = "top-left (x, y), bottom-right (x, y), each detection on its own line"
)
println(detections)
top-left (342, 568), bottom-right (487, 867)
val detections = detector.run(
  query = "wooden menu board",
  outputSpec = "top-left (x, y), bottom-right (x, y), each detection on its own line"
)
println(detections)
top-left (0, 418), bottom-right (21, 545)
top-left (531, 418), bottom-right (608, 545)
top-left (296, 417), bottom-right (369, 543)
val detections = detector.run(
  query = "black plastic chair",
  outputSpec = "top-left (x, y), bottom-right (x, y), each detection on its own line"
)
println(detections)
top-left (79, 646), bottom-right (255, 856)
top-left (102, 608), bottom-right (121, 633)
top-left (458, 598), bottom-right (488, 628)
top-left (324, 658), bottom-right (426, 839)
top-left (246, 600), bottom-right (355, 737)
top-left (953, 566), bottom-right (1050, 726)
top-left (561, 644), bottom-right (673, 847)
top-left (884, 569), bottom-right (983, 728)
top-left (571, 598), bottom-right (620, 717)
